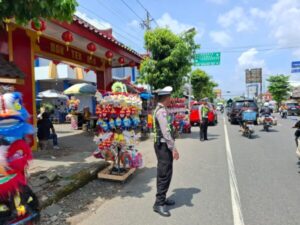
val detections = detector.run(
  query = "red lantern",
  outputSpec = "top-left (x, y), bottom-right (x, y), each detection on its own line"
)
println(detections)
top-left (129, 61), bottom-right (135, 68)
top-left (31, 19), bottom-right (46, 42)
top-left (84, 68), bottom-right (90, 73)
top-left (105, 50), bottom-right (113, 62)
top-left (70, 65), bottom-right (75, 70)
top-left (118, 57), bottom-right (125, 65)
top-left (61, 31), bottom-right (74, 51)
top-left (87, 42), bottom-right (97, 57)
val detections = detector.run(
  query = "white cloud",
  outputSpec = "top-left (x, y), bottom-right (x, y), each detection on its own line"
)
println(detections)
top-left (75, 11), bottom-right (111, 30)
top-left (206, 0), bottom-right (227, 4)
top-left (218, 7), bottom-right (255, 32)
top-left (250, 8), bottom-right (267, 19)
top-left (128, 20), bottom-right (140, 29)
top-left (195, 27), bottom-right (205, 41)
top-left (157, 13), bottom-right (205, 40)
top-left (238, 48), bottom-right (265, 69)
top-left (251, 0), bottom-right (300, 57)
top-left (158, 13), bottom-right (192, 33)
top-left (269, 0), bottom-right (300, 54)
top-left (209, 31), bottom-right (232, 47)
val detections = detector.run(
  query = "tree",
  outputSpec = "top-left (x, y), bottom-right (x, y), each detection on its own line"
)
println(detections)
top-left (0, 0), bottom-right (77, 25)
top-left (191, 69), bottom-right (218, 101)
top-left (139, 27), bottom-right (199, 96)
top-left (267, 75), bottom-right (291, 106)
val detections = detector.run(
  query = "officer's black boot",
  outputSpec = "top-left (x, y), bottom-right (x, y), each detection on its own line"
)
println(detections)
top-left (153, 205), bottom-right (171, 217)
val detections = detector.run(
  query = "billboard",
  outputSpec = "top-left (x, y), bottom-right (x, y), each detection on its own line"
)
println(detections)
top-left (245, 68), bottom-right (262, 84)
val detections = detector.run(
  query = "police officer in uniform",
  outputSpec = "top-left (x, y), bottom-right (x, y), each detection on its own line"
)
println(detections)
top-left (153, 86), bottom-right (180, 217)
top-left (199, 98), bottom-right (209, 141)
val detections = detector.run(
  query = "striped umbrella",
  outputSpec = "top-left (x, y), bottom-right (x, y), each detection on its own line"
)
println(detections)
top-left (64, 83), bottom-right (97, 95)
top-left (37, 89), bottom-right (68, 99)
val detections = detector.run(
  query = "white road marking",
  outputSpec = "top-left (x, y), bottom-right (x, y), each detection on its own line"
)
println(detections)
top-left (223, 117), bottom-right (245, 225)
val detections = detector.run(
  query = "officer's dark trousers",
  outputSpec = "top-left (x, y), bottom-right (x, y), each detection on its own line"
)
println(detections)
top-left (154, 142), bottom-right (173, 206)
top-left (200, 118), bottom-right (208, 140)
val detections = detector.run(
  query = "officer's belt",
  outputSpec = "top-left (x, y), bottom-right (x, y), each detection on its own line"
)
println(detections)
top-left (160, 138), bottom-right (167, 142)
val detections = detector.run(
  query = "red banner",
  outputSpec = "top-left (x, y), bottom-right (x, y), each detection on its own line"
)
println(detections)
top-left (37, 36), bottom-right (103, 68)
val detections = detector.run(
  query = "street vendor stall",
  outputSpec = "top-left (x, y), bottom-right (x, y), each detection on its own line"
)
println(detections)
top-left (94, 82), bottom-right (143, 181)
top-left (37, 89), bottom-right (68, 123)
top-left (64, 83), bottom-right (97, 130)
top-left (167, 98), bottom-right (191, 136)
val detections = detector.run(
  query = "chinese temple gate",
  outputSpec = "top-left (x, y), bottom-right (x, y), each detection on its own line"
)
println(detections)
top-left (0, 15), bottom-right (142, 147)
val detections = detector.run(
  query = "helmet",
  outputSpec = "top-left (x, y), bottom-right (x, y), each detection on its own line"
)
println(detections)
top-left (264, 102), bottom-right (269, 107)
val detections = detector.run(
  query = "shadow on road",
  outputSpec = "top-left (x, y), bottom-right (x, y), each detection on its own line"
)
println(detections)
top-left (179, 126), bottom-right (221, 142)
top-left (168, 187), bottom-right (201, 211)
top-left (118, 167), bottom-right (157, 198)
top-left (258, 129), bottom-right (279, 133)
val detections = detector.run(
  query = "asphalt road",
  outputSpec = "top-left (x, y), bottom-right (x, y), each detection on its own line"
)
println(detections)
top-left (79, 114), bottom-right (300, 225)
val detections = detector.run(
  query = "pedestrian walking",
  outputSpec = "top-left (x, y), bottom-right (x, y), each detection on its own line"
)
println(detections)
top-left (37, 112), bottom-right (59, 150)
top-left (199, 98), bottom-right (209, 141)
top-left (153, 86), bottom-right (180, 217)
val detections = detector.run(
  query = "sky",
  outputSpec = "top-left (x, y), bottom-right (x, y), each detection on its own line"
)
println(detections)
top-left (76, 0), bottom-right (300, 97)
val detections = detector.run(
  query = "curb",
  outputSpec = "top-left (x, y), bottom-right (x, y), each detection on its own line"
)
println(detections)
top-left (40, 161), bottom-right (109, 209)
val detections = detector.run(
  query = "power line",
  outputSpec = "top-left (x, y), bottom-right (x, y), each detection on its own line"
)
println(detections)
top-left (135, 0), bottom-right (159, 27)
top-left (94, 0), bottom-right (144, 42)
top-left (120, 0), bottom-right (144, 21)
top-left (96, 0), bottom-right (133, 22)
top-left (221, 45), bottom-right (300, 53)
top-left (78, 5), bottom-right (143, 48)
top-left (79, 5), bottom-right (142, 43)
top-left (200, 43), bottom-right (300, 53)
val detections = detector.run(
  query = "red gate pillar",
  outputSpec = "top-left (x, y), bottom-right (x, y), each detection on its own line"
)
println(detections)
top-left (12, 28), bottom-right (36, 149)
top-left (96, 66), bottom-right (112, 91)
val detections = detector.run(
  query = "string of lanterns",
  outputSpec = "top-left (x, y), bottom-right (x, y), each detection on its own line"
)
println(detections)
top-left (30, 19), bottom-right (46, 42)
top-left (29, 20), bottom-right (139, 69)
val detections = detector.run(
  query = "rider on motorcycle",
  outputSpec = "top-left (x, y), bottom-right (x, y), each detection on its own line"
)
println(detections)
top-left (260, 102), bottom-right (272, 116)
top-left (238, 101), bottom-right (250, 131)
top-left (293, 120), bottom-right (300, 146)
top-left (220, 104), bottom-right (224, 113)
top-left (279, 104), bottom-right (288, 117)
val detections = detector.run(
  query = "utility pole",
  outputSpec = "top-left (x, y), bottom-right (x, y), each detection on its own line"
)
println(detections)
top-left (140, 11), bottom-right (153, 31)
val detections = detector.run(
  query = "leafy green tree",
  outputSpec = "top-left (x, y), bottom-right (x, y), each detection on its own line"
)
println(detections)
top-left (191, 69), bottom-right (218, 101)
top-left (139, 27), bottom-right (199, 96)
top-left (0, 0), bottom-right (77, 25)
top-left (267, 75), bottom-right (291, 106)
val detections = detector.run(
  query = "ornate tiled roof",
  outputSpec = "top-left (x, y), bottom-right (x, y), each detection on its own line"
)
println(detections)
top-left (0, 56), bottom-right (25, 79)
top-left (72, 15), bottom-right (142, 59)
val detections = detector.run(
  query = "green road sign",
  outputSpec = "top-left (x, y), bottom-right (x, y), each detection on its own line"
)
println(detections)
top-left (194, 52), bottom-right (221, 66)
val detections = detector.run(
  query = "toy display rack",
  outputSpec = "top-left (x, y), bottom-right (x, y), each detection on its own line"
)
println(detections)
top-left (98, 163), bottom-right (136, 182)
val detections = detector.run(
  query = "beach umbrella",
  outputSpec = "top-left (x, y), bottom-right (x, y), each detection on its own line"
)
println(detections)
top-left (140, 92), bottom-right (153, 100)
top-left (64, 83), bottom-right (97, 95)
top-left (37, 89), bottom-right (68, 99)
